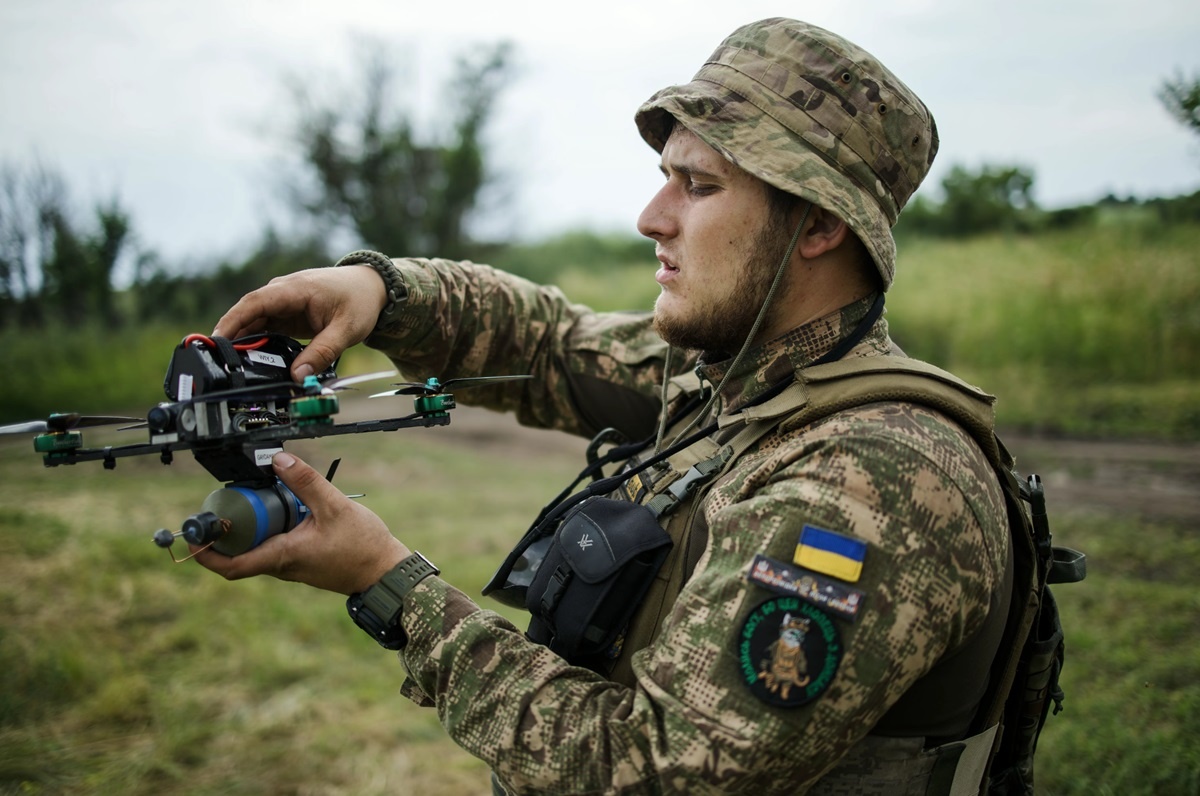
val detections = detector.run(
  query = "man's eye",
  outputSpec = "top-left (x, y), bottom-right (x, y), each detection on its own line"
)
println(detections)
top-left (688, 182), bottom-right (717, 197)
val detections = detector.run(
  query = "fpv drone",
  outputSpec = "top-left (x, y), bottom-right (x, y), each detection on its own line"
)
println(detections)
top-left (1, 332), bottom-right (529, 561)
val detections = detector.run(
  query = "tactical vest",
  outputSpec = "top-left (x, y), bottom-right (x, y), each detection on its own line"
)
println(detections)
top-left (619, 355), bottom-right (1022, 796)
top-left (489, 354), bottom-right (1072, 795)
top-left (606, 356), bottom-right (1012, 695)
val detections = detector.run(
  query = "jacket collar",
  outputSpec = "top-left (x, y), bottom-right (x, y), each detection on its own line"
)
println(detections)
top-left (696, 293), bottom-right (894, 415)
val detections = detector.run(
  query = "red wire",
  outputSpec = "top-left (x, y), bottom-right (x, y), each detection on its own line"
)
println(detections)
top-left (182, 333), bottom-right (215, 348)
top-left (182, 334), bottom-right (272, 351)
top-left (235, 337), bottom-right (270, 350)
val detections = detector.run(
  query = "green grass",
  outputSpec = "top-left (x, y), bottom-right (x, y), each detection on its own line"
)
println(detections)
top-left (1, 224), bottom-right (1198, 791)
top-left (887, 225), bottom-right (1200, 439)
top-left (2, 408), bottom-right (1198, 794)
top-left (493, 223), bottom-right (1200, 440)
top-left (4, 223), bottom-right (1199, 439)
top-left (1034, 510), bottom-right (1200, 794)
top-left (0, 418), bottom-right (561, 795)
top-left (0, 323), bottom-right (420, 427)
top-left (0, 323), bottom-right (184, 424)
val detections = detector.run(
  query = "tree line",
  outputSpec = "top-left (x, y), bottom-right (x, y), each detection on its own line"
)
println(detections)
top-left (894, 166), bottom-right (1200, 238)
top-left (0, 43), bottom-right (511, 332)
top-left (2, 55), bottom-right (1197, 332)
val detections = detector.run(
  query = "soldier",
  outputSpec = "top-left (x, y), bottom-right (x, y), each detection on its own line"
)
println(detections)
top-left (198, 17), bottom-right (1012, 794)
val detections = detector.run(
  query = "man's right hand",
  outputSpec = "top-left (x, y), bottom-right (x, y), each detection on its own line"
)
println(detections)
top-left (212, 264), bottom-right (389, 381)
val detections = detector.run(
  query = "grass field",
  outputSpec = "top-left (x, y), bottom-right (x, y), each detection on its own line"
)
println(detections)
top-left (551, 223), bottom-right (1200, 440)
top-left (887, 224), bottom-right (1200, 440)
top-left (0, 413), bottom-right (548, 795)
top-left (1, 224), bottom-right (1199, 793)
top-left (2, 223), bottom-right (1198, 439)
top-left (2, 404), bottom-right (1198, 794)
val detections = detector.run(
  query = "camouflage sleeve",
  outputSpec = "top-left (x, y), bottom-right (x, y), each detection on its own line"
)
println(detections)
top-left (360, 257), bottom-right (680, 440)
top-left (396, 403), bottom-right (1009, 794)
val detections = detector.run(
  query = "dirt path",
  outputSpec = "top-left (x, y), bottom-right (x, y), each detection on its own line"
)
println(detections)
top-left (1001, 433), bottom-right (1200, 523)
top-left (422, 405), bottom-right (1200, 524)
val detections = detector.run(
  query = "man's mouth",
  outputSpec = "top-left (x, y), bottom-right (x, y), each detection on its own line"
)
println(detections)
top-left (655, 254), bottom-right (679, 285)
top-left (657, 256), bottom-right (676, 284)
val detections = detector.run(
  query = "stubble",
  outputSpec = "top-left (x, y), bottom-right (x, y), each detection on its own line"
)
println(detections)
top-left (653, 211), bottom-right (797, 356)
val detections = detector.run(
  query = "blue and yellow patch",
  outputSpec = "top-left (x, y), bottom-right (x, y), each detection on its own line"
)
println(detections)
top-left (793, 524), bottom-right (867, 583)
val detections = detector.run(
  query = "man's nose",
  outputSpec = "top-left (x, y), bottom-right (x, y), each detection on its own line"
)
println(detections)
top-left (637, 183), bottom-right (677, 241)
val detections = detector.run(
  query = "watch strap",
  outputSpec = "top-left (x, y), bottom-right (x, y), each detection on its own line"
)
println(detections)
top-left (347, 551), bottom-right (439, 650)
top-left (364, 551), bottom-right (439, 620)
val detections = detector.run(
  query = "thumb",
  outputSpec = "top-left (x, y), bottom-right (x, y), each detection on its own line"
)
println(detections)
top-left (272, 451), bottom-right (339, 512)
top-left (292, 316), bottom-right (371, 381)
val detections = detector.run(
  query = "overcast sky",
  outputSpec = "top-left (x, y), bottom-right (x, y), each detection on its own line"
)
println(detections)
top-left (1, 0), bottom-right (1197, 269)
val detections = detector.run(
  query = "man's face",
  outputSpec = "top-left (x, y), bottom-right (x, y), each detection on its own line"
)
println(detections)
top-left (638, 126), bottom-right (796, 354)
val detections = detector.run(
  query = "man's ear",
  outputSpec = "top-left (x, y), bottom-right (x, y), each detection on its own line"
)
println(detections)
top-left (796, 205), bottom-right (851, 260)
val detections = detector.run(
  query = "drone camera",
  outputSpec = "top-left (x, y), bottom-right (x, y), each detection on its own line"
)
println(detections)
top-left (146, 403), bottom-right (178, 435)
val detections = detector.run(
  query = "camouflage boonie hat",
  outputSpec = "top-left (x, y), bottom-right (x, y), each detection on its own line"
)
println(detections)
top-left (635, 18), bottom-right (938, 289)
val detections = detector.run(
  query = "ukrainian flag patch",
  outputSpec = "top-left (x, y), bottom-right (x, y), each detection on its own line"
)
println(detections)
top-left (793, 525), bottom-right (867, 583)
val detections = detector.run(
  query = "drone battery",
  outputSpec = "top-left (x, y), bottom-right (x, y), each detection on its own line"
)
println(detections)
top-left (163, 334), bottom-right (333, 402)
top-left (197, 480), bottom-right (309, 556)
top-left (164, 346), bottom-right (226, 401)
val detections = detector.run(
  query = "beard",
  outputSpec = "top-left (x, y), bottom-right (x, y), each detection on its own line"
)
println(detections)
top-left (652, 213), bottom-right (797, 356)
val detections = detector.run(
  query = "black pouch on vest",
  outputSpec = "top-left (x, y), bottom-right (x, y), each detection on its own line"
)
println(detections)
top-left (524, 496), bottom-right (671, 667)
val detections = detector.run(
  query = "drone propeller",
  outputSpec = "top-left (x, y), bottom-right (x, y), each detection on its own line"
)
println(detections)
top-left (371, 374), bottom-right (532, 399)
top-left (175, 379), bottom-right (303, 406)
top-left (0, 413), bottom-right (144, 437)
top-left (318, 370), bottom-right (398, 394)
top-left (178, 369), bottom-right (400, 405)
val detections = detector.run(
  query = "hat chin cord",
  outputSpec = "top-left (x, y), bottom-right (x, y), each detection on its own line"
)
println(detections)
top-left (655, 202), bottom-right (812, 452)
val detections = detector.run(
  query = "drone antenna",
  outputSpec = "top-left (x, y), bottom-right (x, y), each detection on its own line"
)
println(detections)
top-left (152, 528), bottom-right (220, 563)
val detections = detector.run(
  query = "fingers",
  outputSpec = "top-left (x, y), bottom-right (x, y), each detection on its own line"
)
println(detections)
top-left (190, 450), bottom-right (409, 594)
top-left (268, 450), bottom-right (409, 593)
top-left (212, 281), bottom-right (308, 340)
top-left (191, 537), bottom-right (286, 581)
top-left (211, 266), bottom-right (389, 381)
top-left (189, 452), bottom-right (336, 582)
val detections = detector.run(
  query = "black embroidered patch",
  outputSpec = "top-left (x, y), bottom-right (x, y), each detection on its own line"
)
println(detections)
top-left (736, 596), bottom-right (842, 707)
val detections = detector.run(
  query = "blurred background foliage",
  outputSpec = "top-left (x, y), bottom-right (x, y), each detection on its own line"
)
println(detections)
top-left (4, 133), bottom-right (1198, 437)
top-left (1, 42), bottom-right (1199, 796)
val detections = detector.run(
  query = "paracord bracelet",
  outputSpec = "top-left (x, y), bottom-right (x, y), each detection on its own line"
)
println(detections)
top-left (334, 249), bottom-right (407, 322)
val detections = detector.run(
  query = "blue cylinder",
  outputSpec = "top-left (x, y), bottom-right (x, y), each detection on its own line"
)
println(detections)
top-left (194, 480), bottom-right (310, 556)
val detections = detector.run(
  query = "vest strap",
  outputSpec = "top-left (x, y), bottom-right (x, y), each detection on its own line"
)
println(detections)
top-left (645, 453), bottom-right (728, 517)
top-left (946, 724), bottom-right (999, 796)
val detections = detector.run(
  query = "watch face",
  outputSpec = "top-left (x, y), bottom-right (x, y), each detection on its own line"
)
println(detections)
top-left (348, 597), bottom-right (407, 650)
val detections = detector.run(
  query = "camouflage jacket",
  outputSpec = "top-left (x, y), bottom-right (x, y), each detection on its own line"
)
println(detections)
top-left (362, 257), bottom-right (1009, 794)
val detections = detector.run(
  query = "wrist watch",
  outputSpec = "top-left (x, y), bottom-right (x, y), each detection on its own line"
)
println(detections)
top-left (346, 551), bottom-right (439, 650)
